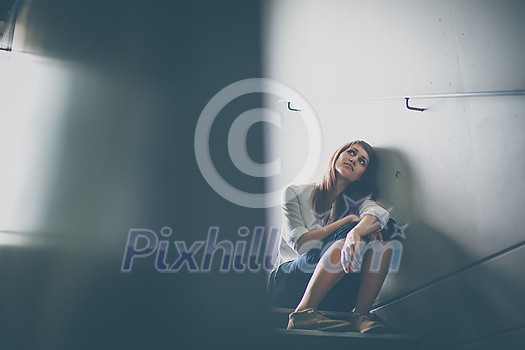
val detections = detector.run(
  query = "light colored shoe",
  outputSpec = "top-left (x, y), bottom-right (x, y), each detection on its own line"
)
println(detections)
top-left (287, 308), bottom-right (352, 332)
top-left (349, 311), bottom-right (386, 333)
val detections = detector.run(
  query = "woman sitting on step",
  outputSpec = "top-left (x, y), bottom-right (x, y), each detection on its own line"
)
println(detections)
top-left (268, 140), bottom-right (400, 333)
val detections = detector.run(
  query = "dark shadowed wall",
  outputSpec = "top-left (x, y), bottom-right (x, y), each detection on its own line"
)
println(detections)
top-left (0, 1), bottom-right (270, 349)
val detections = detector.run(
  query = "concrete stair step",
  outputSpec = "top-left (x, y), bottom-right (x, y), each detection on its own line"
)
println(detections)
top-left (270, 307), bottom-right (420, 350)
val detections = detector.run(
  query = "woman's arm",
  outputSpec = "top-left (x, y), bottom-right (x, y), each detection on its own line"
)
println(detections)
top-left (359, 199), bottom-right (389, 229)
top-left (351, 214), bottom-right (381, 237)
top-left (281, 185), bottom-right (384, 255)
top-left (296, 201), bottom-right (384, 253)
top-left (296, 214), bottom-right (359, 254)
top-left (341, 214), bottom-right (381, 273)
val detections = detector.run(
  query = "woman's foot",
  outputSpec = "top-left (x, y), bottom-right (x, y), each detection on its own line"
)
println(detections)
top-left (287, 308), bottom-right (352, 331)
top-left (348, 311), bottom-right (386, 333)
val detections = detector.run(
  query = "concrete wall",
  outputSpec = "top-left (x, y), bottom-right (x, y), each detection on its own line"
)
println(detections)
top-left (263, 0), bottom-right (525, 348)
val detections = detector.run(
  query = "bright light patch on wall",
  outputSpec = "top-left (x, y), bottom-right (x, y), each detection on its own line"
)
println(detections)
top-left (0, 231), bottom-right (32, 246)
top-left (0, 52), bottom-right (70, 238)
top-left (262, 3), bottom-right (327, 193)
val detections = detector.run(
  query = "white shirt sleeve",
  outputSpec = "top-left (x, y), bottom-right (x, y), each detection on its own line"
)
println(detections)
top-left (359, 199), bottom-right (389, 229)
top-left (281, 186), bottom-right (310, 251)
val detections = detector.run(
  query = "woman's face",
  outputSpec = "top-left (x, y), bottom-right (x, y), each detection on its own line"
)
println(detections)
top-left (334, 143), bottom-right (370, 183)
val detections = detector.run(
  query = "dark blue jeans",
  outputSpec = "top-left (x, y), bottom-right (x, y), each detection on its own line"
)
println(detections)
top-left (267, 218), bottom-right (398, 311)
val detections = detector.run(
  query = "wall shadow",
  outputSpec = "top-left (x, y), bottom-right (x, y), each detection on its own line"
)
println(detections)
top-left (374, 147), bottom-right (525, 349)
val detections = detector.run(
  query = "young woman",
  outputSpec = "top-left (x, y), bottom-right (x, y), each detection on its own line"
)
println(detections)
top-left (268, 140), bottom-right (399, 332)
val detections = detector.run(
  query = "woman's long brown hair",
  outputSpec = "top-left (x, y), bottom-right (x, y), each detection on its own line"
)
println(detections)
top-left (312, 140), bottom-right (378, 224)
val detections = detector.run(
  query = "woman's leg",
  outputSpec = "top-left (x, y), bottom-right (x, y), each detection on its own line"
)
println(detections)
top-left (294, 239), bottom-right (346, 312)
top-left (353, 241), bottom-right (393, 314)
top-left (353, 219), bottom-right (399, 313)
top-left (294, 239), bottom-right (394, 313)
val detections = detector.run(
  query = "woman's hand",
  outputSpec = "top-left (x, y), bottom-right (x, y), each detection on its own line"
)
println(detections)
top-left (341, 229), bottom-right (364, 274)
